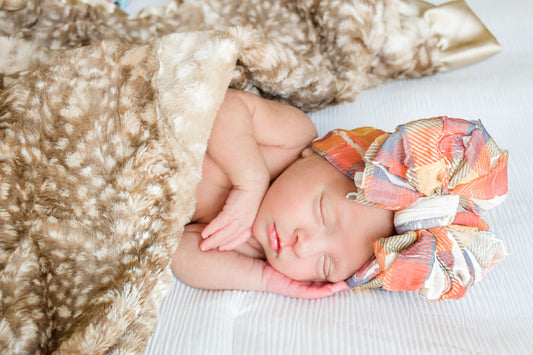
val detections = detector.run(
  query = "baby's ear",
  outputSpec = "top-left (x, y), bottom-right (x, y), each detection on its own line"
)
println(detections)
top-left (301, 148), bottom-right (314, 158)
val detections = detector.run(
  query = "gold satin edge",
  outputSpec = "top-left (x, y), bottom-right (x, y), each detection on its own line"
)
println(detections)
top-left (415, 0), bottom-right (502, 71)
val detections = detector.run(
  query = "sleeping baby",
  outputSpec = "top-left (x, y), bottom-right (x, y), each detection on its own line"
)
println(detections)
top-left (171, 89), bottom-right (508, 302)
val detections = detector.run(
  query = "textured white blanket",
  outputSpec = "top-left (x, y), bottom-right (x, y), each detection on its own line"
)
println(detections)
top-left (145, 0), bottom-right (533, 354)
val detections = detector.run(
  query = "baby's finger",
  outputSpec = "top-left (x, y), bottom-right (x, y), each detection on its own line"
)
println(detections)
top-left (200, 223), bottom-right (240, 251)
top-left (294, 285), bottom-right (334, 299)
top-left (201, 215), bottom-right (232, 239)
top-left (327, 281), bottom-right (349, 294)
top-left (217, 230), bottom-right (251, 251)
top-left (294, 281), bottom-right (348, 299)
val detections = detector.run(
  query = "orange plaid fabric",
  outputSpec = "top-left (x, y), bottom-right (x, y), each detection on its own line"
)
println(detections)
top-left (310, 117), bottom-right (508, 302)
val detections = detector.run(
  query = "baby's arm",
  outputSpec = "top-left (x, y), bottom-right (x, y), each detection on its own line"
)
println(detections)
top-left (200, 90), bottom-right (270, 250)
top-left (200, 89), bottom-right (317, 251)
top-left (173, 224), bottom-right (348, 298)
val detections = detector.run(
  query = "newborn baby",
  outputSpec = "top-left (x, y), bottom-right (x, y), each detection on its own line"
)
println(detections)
top-left (171, 89), bottom-right (508, 301)
top-left (171, 89), bottom-right (393, 298)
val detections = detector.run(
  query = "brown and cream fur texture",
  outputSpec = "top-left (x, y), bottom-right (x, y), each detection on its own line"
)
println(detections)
top-left (0, 0), bottom-right (466, 353)
top-left (1, 0), bottom-right (443, 110)
top-left (0, 29), bottom-right (245, 353)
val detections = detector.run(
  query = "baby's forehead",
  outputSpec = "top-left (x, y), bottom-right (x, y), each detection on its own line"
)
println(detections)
top-left (308, 152), bottom-right (354, 180)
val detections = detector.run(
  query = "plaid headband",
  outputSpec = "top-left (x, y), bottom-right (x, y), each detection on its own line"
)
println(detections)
top-left (310, 117), bottom-right (508, 302)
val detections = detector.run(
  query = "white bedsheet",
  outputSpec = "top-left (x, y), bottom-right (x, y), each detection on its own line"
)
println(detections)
top-left (123, 0), bottom-right (533, 353)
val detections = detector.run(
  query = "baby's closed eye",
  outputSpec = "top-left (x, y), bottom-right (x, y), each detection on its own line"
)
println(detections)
top-left (314, 192), bottom-right (324, 227)
top-left (318, 254), bottom-right (333, 281)
top-left (323, 254), bottom-right (332, 280)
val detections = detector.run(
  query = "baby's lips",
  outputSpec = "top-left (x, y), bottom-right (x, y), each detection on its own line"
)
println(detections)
top-left (268, 223), bottom-right (280, 253)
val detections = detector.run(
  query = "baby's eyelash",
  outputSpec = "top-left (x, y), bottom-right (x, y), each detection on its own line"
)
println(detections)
top-left (319, 193), bottom-right (325, 226)
top-left (322, 254), bottom-right (331, 280)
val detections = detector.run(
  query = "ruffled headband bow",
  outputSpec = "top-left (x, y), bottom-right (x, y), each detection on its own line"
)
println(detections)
top-left (310, 117), bottom-right (508, 301)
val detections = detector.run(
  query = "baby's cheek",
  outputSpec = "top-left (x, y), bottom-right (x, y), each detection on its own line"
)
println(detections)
top-left (270, 257), bottom-right (318, 282)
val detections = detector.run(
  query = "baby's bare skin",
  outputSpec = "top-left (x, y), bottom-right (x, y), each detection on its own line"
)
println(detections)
top-left (172, 89), bottom-right (393, 298)
top-left (172, 89), bottom-right (350, 298)
top-left (194, 89), bottom-right (317, 251)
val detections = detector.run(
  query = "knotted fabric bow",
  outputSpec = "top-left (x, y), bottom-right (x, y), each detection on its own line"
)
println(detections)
top-left (310, 117), bottom-right (508, 301)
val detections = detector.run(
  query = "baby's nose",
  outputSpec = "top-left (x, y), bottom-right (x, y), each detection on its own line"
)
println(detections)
top-left (292, 230), bottom-right (324, 258)
top-left (280, 232), bottom-right (299, 250)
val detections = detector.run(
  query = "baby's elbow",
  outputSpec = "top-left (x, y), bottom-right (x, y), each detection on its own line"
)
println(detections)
top-left (170, 247), bottom-right (205, 290)
top-left (170, 232), bottom-right (204, 289)
top-left (296, 116), bottom-right (318, 151)
top-left (292, 107), bottom-right (317, 144)
top-left (304, 118), bottom-right (318, 142)
top-left (170, 245), bottom-right (190, 283)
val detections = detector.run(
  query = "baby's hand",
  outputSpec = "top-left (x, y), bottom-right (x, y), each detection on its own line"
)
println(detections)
top-left (261, 264), bottom-right (349, 299)
top-left (200, 187), bottom-right (264, 251)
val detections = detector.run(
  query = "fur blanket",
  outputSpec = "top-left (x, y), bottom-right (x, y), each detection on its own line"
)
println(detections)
top-left (1, 0), bottom-right (447, 111)
top-left (0, 0), bottom-right (499, 353)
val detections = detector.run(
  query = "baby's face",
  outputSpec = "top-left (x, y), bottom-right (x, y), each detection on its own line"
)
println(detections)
top-left (252, 149), bottom-right (394, 283)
